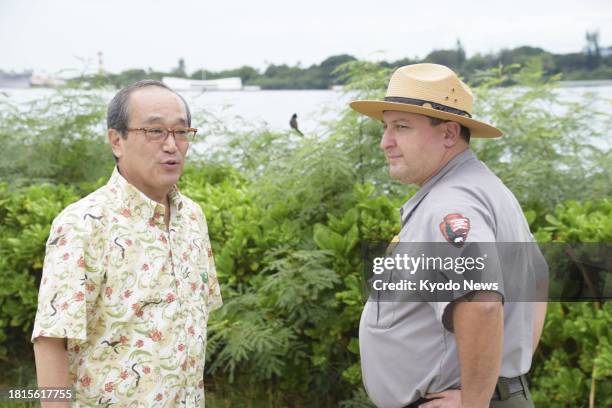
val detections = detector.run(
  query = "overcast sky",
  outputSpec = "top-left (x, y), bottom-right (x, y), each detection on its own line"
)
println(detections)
top-left (1, 0), bottom-right (611, 76)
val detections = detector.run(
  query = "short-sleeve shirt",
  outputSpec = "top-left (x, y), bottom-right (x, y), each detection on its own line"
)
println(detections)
top-left (32, 167), bottom-right (222, 407)
top-left (359, 149), bottom-right (536, 408)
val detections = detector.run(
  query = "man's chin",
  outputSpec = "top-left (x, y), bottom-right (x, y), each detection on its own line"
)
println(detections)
top-left (158, 165), bottom-right (183, 179)
top-left (388, 165), bottom-right (403, 178)
top-left (388, 167), bottom-right (414, 185)
top-left (154, 171), bottom-right (181, 189)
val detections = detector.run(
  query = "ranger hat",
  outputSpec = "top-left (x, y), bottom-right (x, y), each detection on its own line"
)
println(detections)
top-left (350, 63), bottom-right (502, 138)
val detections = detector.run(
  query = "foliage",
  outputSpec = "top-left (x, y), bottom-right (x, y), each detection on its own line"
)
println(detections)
top-left (68, 54), bottom-right (358, 90)
top-left (469, 59), bottom-right (612, 210)
top-left (193, 60), bottom-right (611, 405)
top-left (62, 40), bottom-right (612, 91)
top-left (537, 199), bottom-right (612, 243)
top-left (529, 199), bottom-right (612, 407)
top-left (0, 89), bottom-right (113, 188)
top-left (332, 59), bottom-right (612, 212)
top-left (179, 158), bottom-right (401, 405)
top-left (0, 182), bottom-right (82, 379)
top-left (0, 61), bottom-right (610, 407)
top-left (532, 302), bottom-right (612, 407)
top-left (1, 172), bottom-right (610, 405)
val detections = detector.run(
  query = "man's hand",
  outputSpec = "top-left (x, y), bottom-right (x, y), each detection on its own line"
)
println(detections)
top-left (420, 389), bottom-right (462, 407)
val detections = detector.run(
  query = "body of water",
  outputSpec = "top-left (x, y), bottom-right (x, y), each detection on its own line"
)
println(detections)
top-left (2, 85), bottom-right (611, 148)
top-left (1, 88), bottom-right (353, 135)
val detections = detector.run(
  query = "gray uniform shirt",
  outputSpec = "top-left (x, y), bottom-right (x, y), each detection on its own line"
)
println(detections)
top-left (359, 148), bottom-right (536, 407)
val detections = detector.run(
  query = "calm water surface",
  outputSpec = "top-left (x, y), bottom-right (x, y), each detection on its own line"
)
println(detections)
top-left (2, 86), bottom-right (611, 150)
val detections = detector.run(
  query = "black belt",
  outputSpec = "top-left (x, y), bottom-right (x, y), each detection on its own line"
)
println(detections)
top-left (492, 375), bottom-right (528, 400)
top-left (403, 375), bottom-right (528, 407)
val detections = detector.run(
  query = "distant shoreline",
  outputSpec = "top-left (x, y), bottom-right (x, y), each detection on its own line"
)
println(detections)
top-left (558, 80), bottom-right (612, 87)
top-left (3, 79), bottom-right (612, 92)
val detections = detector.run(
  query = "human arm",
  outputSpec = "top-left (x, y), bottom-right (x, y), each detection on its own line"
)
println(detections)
top-left (421, 294), bottom-right (503, 408)
top-left (33, 336), bottom-right (70, 408)
top-left (421, 204), bottom-right (505, 407)
top-left (532, 302), bottom-right (547, 351)
top-left (453, 292), bottom-right (503, 408)
top-left (31, 208), bottom-right (103, 405)
top-left (531, 245), bottom-right (548, 351)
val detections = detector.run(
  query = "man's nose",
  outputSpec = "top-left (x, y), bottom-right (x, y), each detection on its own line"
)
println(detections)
top-left (162, 132), bottom-right (179, 152)
top-left (380, 128), bottom-right (395, 150)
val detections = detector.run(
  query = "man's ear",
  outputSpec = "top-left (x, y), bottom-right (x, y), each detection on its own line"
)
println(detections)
top-left (108, 129), bottom-right (124, 160)
top-left (442, 121), bottom-right (461, 147)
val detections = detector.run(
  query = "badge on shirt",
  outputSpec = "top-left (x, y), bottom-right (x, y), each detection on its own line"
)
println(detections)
top-left (439, 213), bottom-right (470, 247)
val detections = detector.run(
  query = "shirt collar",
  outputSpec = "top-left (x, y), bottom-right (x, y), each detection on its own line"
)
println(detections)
top-left (400, 148), bottom-right (476, 226)
top-left (107, 167), bottom-right (184, 226)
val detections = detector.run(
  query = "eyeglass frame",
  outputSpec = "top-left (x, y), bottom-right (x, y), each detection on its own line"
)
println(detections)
top-left (124, 127), bottom-right (199, 143)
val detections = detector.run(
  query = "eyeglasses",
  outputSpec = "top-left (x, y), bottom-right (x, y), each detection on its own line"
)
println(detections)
top-left (126, 127), bottom-right (198, 143)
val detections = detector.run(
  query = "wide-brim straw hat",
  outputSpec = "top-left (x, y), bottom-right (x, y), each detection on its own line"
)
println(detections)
top-left (350, 63), bottom-right (502, 138)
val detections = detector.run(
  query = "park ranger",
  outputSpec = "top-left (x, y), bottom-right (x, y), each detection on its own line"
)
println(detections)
top-left (350, 64), bottom-right (547, 408)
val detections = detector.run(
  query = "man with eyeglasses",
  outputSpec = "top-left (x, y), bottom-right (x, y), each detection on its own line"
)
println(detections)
top-left (31, 80), bottom-right (222, 407)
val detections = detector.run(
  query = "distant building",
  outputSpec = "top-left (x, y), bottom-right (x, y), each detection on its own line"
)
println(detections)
top-left (601, 46), bottom-right (612, 57)
top-left (0, 73), bottom-right (31, 88)
top-left (162, 76), bottom-right (243, 91)
top-left (30, 73), bottom-right (66, 88)
top-left (0, 71), bottom-right (68, 88)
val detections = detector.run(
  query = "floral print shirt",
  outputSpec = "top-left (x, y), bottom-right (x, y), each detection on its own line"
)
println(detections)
top-left (32, 167), bottom-right (222, 407)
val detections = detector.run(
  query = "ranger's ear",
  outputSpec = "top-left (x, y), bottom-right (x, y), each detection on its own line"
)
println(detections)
top-left (442, 121), bottom-right (462, 147)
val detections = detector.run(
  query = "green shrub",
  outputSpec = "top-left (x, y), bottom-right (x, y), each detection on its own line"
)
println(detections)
top-left (0, 182), bottom-right (82, 384)
top-left (0, 89), bottom-right (113, 187)
top-left (0, 61), bottom-right (610, 406)
top-left (529, 199), bottom-right (612, 407)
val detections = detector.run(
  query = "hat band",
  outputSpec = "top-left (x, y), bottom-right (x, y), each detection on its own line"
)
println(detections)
top-left (384, 96), bottom-right (472, 118)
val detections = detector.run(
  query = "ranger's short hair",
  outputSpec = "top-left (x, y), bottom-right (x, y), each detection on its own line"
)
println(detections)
top-left (429, 117), bottom-right (471, 143)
